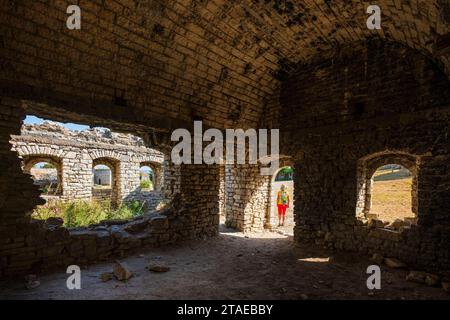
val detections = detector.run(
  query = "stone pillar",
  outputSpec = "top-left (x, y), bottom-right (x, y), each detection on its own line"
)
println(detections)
top-left (225, 164), bottom-right (270, 232)
top-left (61, 151), bottom-right (93, 201)
top-left (163, 159), bottom-right (181, 200)
top-left (178, 163), bottom-right (220, 238)
top-left (120, 159), bottom-right (140, 201)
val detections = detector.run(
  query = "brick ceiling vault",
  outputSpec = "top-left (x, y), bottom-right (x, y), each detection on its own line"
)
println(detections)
top-left (0, 0), bottom-right (448, 132)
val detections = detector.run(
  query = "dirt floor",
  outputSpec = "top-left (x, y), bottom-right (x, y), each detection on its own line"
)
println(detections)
top-left (0, 223), bottom-right (448, 300)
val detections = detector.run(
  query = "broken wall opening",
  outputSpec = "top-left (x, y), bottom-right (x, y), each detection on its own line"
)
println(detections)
top-left (0, 99), bottom-right (221, 278)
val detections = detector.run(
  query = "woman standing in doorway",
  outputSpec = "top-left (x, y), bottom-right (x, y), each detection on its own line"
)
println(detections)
top-left (277, 184), bottom-right (290, 227)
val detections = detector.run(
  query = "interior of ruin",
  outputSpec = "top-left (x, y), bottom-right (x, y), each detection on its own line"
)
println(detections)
top-left (0, 0), bottom-right (449, 300)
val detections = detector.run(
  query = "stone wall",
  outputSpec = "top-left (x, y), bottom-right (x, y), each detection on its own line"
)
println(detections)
top-left (1, 1), bottom-right (448, 135)
top-left (0, 0), bottom-right (449, 279)
top-left (277, 41), bottom-right (450, 276)
top-left (225, 164), bottom-right (270, 232)
top-left (10, 122), bottom-right (166, 209)
top-left (92, 188), bottom-right (113, 203)
top-left (224, 156), bottom-right (295, 231)
top-left (0, 100), bottom-right (220, 278)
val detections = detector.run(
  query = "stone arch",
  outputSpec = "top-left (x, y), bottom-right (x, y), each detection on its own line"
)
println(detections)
top-left (92, 157), bottom-right (121, 205)
top-left (22, 155), bottom-right (63, 196)
top-left (356, 151), bottom-right (419, 222)
top-left (139, 161), bottom-right (163, 191)
top-left (89, 150), bottom-right (124, 162)
top-left (14, 143), bottom-right (66, 159)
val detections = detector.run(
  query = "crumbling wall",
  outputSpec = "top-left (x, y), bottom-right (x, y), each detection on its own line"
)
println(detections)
top-left (278, 41), bottom-right (450, 275)
top-left (0, 101), bottom-right (220, 278)
top-left (10, 122), bottom-right (166, 208)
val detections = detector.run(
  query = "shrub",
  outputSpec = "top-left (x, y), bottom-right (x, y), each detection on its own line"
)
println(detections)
top-left (32, 199), bottom-right (146, 228)
top-left (64, 200), bottom-right (108, 228)
top-left (140, 179), bottom-right (153, 189)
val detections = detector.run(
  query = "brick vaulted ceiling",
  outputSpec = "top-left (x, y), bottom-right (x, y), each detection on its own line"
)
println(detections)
top-left (0, 0), bottom-right (449, 131)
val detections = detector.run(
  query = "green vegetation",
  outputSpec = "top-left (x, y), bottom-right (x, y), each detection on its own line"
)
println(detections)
top-left (140, 179), bottom-right (153, 189)
top-left (275, 166), bottom-right (294, 182)
top-left (42, 163), bottom-right (55, 169)
top-left (33, 199), bottom-right (146, 228)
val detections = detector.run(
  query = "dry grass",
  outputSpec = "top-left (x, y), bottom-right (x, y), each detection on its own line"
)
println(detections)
top-left (371, 169), bottom-right (414, 223)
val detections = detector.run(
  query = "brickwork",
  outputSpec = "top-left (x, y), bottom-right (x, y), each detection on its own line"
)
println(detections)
top-left (278, 41), bottom-right (450, 276)
top-left (225, 164), bottom-right (270, 232)
top-left (0, 101), bottom-right (219, 278)
top-left (10, 122), bottom-right (165, 207)
top-left (0, 1), bottom-right (448, 133)
top-left (0, 1), bottom-right (449, 280)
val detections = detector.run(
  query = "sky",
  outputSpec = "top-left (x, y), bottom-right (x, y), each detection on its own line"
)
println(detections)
top-left (24, 115), bottom-right (90, 131)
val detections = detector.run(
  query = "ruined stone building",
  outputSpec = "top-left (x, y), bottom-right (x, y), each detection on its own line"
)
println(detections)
top-left (10, 122), bottom-right (165, 208)
top-left (0, 0), bottom-right (449, 295)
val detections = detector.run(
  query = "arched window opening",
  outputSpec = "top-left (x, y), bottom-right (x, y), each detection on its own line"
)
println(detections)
top-left (92, 157), bottom-right (120, 206)
top-left (139, 165), bottom-right (154, 190)
top-left (139, 161), bottom-right (162, 191)
top-left (30, 161), bottom-right (60, 195)
top-left (22, 156), bottom-right (63, 197)
top-left (274, 166), bottom-right (294, 182)
top-left (93, 164), bottom-right (112, 187)
top-left (356, 153), bottom-right (419, 231)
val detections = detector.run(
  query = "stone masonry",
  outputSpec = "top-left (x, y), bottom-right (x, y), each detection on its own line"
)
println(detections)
top-left (276, 40), bottom-right (450, 278)
top-left (10, 121), bottom-right (165, 209)
top-left (0, 1), bottom-right (449, 281)
top-left (0, 108), bottom-right (219, 277)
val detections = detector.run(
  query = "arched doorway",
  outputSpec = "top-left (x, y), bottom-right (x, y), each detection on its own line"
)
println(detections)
top-left (23, 156), bottom-right (63, 197)
top-left (269, 166), bottom-right (295, 233)
top-left (92, 157), bottom-right (120, 205)
top-left (356, 152), bottom-right (419, 230)
top-left (139, 161), bottom-right (162, 191)
top-left (139, 165), bottom-right (155, 190)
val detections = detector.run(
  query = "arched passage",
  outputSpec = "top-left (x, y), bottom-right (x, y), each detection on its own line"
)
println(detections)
top-left (268, 166), bottom-right (295, 232)
top-left (356, 152), bottom-right (419, 227)
top-left (22, 155), bottom-right (63, 197)
top-left (92, 157), bottom-right (120, 205)
top-left (139, 161), bottom-right (162, 191)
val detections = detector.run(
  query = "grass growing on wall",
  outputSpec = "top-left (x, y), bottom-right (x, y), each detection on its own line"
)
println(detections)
top-left (33, 199), bottom-right (146, 228)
